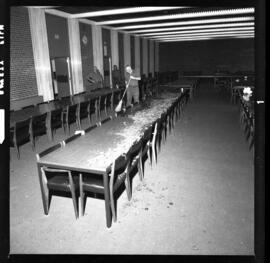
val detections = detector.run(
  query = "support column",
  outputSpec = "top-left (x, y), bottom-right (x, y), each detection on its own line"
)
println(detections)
top-left (149, 40), bottom-right (155, 76)
top-left (111, 30), bottom-right (119, 68)
top-left (155, 42), bottom-right (159, 73)
top-left (92, 24), bottom-right (104, 77)
top-left (134, 36), bottom-right (141, 74)
top-left (143, 38), bottom-right (148, 76)
top-left (67, 18), bottom-right (84, 94)
top-left (124, 34), bottom-right (131, 67)
top-left (28, 8), bottom-right (54, 101)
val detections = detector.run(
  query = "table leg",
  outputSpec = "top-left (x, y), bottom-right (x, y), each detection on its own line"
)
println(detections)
top-left (103, 173), bottom-right (112, 228)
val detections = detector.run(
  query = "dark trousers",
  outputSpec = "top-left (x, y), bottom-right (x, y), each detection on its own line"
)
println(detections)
top-left (126, 85), bottom-right (139, 106)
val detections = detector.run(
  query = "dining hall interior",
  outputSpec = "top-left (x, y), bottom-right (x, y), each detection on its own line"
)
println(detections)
top-left (8, 5), bottom-right (262, 255)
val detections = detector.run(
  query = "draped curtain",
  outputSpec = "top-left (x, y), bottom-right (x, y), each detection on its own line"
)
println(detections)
top-left (124, 34), bottom-right (131, 67)
top-left (111, 30), bottom-right (119, 68)
top-left (67, 18), bottom-right (84, 94)
top-left (92, 25), bottom-right (104, 77)
top-left (28, 8), bottom-right (54, 101)
top-left (155, 42), bottom-right (159, 72)
top-left (149, 40), bottom-right (155, 75)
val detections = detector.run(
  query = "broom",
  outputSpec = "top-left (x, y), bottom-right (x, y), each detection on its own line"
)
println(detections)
top-left (115, 78), bottom-right (131, 112)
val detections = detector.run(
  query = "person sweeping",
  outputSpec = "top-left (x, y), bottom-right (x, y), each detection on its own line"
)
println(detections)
top-left (115, 65), bottom-right (141, 112)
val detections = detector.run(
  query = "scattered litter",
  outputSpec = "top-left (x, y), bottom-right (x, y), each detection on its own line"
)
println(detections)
top-left (144, 207), bottom-right (149, 211)
top-left (169, 202), bottom-right (174, 205)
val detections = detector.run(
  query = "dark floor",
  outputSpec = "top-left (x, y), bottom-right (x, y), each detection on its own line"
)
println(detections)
top-left (10, 80), bottom-right (254, 254)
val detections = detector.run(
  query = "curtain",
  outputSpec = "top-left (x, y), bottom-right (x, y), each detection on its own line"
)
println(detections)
top-left (67, 18), bottom-right (84, 94)
top-left (28, 8), bottom-right (54, 101)
top-left (92, 24), bottom-right (103, 77)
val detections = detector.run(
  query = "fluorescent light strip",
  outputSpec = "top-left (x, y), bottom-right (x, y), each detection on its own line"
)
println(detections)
top-left (70, 7), bottom-right (189, 18)
top-left (159, 36), bottom-right (254, 42)
top-left (96, 8), bottom-right (255, 25)
top-left (154, 32), bottom-right (254, 40)
top-left (116, 16), bottom-right (254, 30)
top-left (152, 31), bottom-right (254, 39)
top-left (157, 34), bottom-right (254, 42)
top-left (141, 26), bottom-right (254, 37)
top-left (132, 22), bottom-right (254, 34)
top-left (157, 33), bottom-right (254, 41)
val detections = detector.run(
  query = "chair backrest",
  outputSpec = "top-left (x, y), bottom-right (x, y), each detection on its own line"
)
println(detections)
top-left (14, 118), bottom-right (31, 144)
top-left (126, 140), bottom-right (142, 162)
top-left (106, 93), bottom-right (112, 106)
top-left (78, 101), bottom-right (89, 118)
top-left (89, 97), bottom-right (98, 113)
top-left (84, 124), bottom-right (98, 133)
top-left (40, 167), bottom-right (73, 188)
top-left (31, 113), bottom-right (47, 129)
top-left (22, 105), bottom-right (34, 110)
top-left (63, 133), bottom-right (81, 145)
top-left (99, 95), bottom-right (107, 109)
top-left (108, 154), bottom-right (129, 189)
top-left (51, 108), bottom-right (62, 120)
top-left (37, 142), bottom-right (63, 160)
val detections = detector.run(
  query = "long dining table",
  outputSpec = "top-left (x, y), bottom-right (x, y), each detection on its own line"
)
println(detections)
top-left (10, 87), bottom-right (123, 129)
top-left (159, 78), bottom-right (197, 100)
top-left (36, 94), bottom-right (182, 228)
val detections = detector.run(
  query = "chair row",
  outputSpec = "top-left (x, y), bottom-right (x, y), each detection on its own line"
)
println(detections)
top-left (238, 91), bottom-right (254, 150)
top-left (10, 91), bottom-right (124, 159)
top-left (35, 91), bottom-right (190, 225)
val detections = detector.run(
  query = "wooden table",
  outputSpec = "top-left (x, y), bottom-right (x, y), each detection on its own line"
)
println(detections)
top-left (160, 78), bottom-right (196, 100)
top-left (36, 95), bottom-right (180, 227)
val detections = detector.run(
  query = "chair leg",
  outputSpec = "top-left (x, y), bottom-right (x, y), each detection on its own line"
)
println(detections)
top-left (79, 174), bottom-right (85, 216)
top-left (125, 175), bottom-right (132, 201)
top-left (109, 186), bottom-right (117, 222)
top-left (15, 145), bottom-right (20, 159)
top-left (70, 184), bottom-right (79, 219)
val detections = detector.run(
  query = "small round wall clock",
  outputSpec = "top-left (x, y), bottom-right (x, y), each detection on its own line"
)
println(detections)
top-left (82, 35), bottom-right (88, 45)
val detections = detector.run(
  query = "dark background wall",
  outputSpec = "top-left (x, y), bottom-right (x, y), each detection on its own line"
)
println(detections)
top-left (45, 14), bottom-right (70, 59)
top-left (130, 35), bottom-right (135, 69)
top-left (10, 7), bottom-right (38, 101)
top-left (79, 22), bottom-right (93, 90)
top-left (159, 39), bottom-right (254, 74)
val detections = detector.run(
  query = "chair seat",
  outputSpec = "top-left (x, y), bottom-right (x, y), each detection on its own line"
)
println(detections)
top-left (48, 175), bottom-right (79, 192)
top-left (82, 177), bottom-right (104, 193)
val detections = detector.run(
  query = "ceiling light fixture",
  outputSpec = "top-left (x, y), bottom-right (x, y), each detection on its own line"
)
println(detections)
top-left (158, 35), bottom-right (254, 42)
top-left (132, 22), bottom-right (254, 34)
top-left (70, 7), bottom-right (189, 18)
top-left (141, 26), bottom-right (254, 37)
top-left (115, 16), bottom-right (254, 30)
top-left (96, 8), bottom-right (254, 25)
top-left (153, 32), bottom-right (254, 40)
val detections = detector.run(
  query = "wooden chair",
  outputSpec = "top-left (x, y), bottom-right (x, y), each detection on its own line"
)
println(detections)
top-left (79, 153), bottom-right (130, 223)
top-left (105, 92), bottom-right (113, 116)
top-left (62, 104), bottom-right (79, 134)
top-left (62, 133), bottom-right (81, 145)
top-left (109, 154), bottom-right (131, 222)
top-left (22, 105), bottom-right (34, 110)
top-left (112, 90), bottom-right (121, 106)
top-left (76, 101), bottom-right (89, 130)
top-left (98, 94), bottom-right (107, 121)
top-left (48, 108), bottom-right (63, 140)
top-left (36, 143), bottom-right (79, 219)
top-left (10, 118), bottom-right (31, 159)
top-left (87, 98), bottom-right (98, 125)
top-left (30, 113), bottom-right (47, 149)
top-left (125, 139), bottom-right (143, 184)
top-left (84, 124), bottom-right (98, 133)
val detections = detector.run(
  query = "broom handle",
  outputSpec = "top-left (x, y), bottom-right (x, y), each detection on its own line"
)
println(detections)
top-left (121, 77), bottom-right (131, 100)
